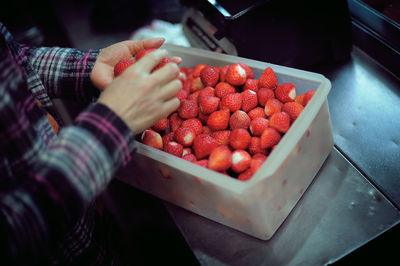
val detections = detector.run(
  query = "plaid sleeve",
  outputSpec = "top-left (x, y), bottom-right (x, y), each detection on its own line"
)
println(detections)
top-left (24, 45), bottom-right (101, 102)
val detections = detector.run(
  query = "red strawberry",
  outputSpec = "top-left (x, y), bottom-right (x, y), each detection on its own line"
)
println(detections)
top-left (175, 89), bottom-right (188, 103)
top-left (178, 99), bottom-right (199, 119)
top-left (257, 87), bottom-right (275, 106)
top-left (238, 62), bottom-right (254, 79)
top-left (114, 59), bottom-right (133, 77)
top-left (264, 98), bottom-right (283, 117)
top-left (220, 93), bottom-right (242, 112)
top-left (250, 153), bottom-right (267, 173)
top-left (188, 90), bottom-right (200, 103)
top-left (182, 79), bottom-right (192, 92)
top-left (193, 134), bottom-right (218, 159)
top-left (193, 64), bottom-right (207, 78)
top-left (229, 110), bottom-right (250, 130)
top-left (162, 131), bottom-right (175, 147)
top-left (202, 126), bottom-right (212, 135)
top-left (238, 168), bottom-right (253, 181)
top-left (200, 66), bottom-right (219, 87)
top-left (226, 63), bottom-right (247, 86)
top-left (248, 107), bottom-right (267, 120)
top-left (164, 141), bottom-right (183, 157)
top-left (295, 93), bottom-right (305, 106)
top-left (241, 89), bottom-right (258, 112)
top-left (197, 111), bottom-right (209, 125)
top-left (198, 87), bottom-right (215, 103)
top-left (249, 137), bottom-right (267, 155)
top-left (219, 65), bottom-right (229, 82)
top-left (152, 117), bottom-right (169, 132)
top-left (182, 147), bottom-right (192, 156)
top-left (207, 108), bottom-right (230, 131)
top-left (258, 67), bottom-right (278, 89)
top-left (211, 130), bottom-right (231, 145)
top-left (229, 128), bottom-right (251, 150)
top-left (215, 82), bottom-right (237, 99)
top-left (141, 129), bottom-right (163, 149)
top-left (152, 57), bottom-right (173, 71)
top-left (231, 150), bottom-right (251, 173)
top-left (303, 90), bottom-right (316, 106)
top-left (191, 77), bottom-right (205, 92)
top-left (208, 145), bottom-right (232, 172)
top-left (243, 79), bottom-right (259, 92)
top-left (183, 153), bottom-right (197, 162)
top-left (282, 102), bottom-right (304, 121)
top-left (181, 118), bottom-right (203, 135)
top-left (269, 112), bottom-right (291, 133)
top-left (249, 117), bottom-right (269, 136)
top-left (275, 83), bottom-right (296, 103)
top-left (260, 127), bottom-right (281, 149)
top-left (174, 127), bottom-right (196, 146)
top-left (199, 96), bottom-right (220, 114)
top-left (169, 112), bottom-right (183, 132)
top-left (195, 159), bottom-right (208, 167)
top-left (135, 48), bottom-right (156, 61)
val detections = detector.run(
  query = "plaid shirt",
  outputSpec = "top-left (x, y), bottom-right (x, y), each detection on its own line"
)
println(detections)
top-left (0, 22), bottom-right (137, 265)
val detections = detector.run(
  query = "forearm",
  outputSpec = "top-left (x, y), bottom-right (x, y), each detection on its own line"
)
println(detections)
top-left (24, 45), bottom-right (100, 102)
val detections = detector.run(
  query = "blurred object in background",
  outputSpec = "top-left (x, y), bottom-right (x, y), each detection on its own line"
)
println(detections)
top-left (362, 0), bottom-right (400, 24)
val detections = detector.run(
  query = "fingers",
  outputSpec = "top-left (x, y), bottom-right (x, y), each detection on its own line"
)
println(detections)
top-left (157, 79), bottom-right (182, 101)
top-left (122, 38), bottom-right (165, 56)
top-left (132, 49), bottom-right (168, 74)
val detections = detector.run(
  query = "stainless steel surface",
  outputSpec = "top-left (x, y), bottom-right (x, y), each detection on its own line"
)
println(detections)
top-left (164, 148), bottom-right (400, 265)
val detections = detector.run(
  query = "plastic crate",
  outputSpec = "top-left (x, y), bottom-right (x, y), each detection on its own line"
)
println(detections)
top-left (117, 44), bottom-right (334, 240)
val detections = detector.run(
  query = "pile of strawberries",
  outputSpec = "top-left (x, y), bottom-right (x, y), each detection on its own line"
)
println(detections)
top-left (114, 50), bottom-right (315, 181)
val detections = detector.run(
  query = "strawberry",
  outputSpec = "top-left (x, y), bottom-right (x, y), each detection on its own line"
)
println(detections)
top-left (282, 102), bottom-right (304, 121)
top-left (226, 63), bottom-right (247, 86)
top-left (193, 64), bottom-right (207, 78)
top-left (208, 145), bottom-right (232, 172)
top-left (200, 66), bottom-right (219, 87)
top-left (188, 90), bottom-right (200, 103)
top-left (182, 147), bottom-right (192, 156)
top-left (183, 153), bottom-right (197, 162)
top-left (211, 130), bottom-right (231, 145)
top-left (114, 59), bottom-right (133, 77)
top-left (195, 159), bottom-right (208, 168)
top-left (243, 79), bottom-right (259, 92)
top-left (152, 117), bottom-right (169, 132)
top-left (238, 62), bottom-right (254, 79)
top-left (258, 67), bottom-right (278, 89)
top-left (249, 137), bottom-right (268, 155)
top-left (175, 89), bottom-right (188, 103)
top-left (202, 126), bottom-right (212, 135)
top-left (215, 82), bottom-right (237, 99)
top-left (174, 127), bottom-right (196, 146)
top-left (295, 93), bottom-right (305, 106)
top-left (220, 93), bottom-right (242, 112)
top-left (135, 48), bottom-right (156, 61)
top-left (169, 112), bottom-right (183, 132)
top-left (248, 107), bottom-right (267, 120)
top-left (250, 153), bottom-right (267, 173)
top-left (178, 99), bottom-right (199, 119)
top-left (193, 134), bottom-right (218, 159)
top-left (162, 131), bottom-right (175, 147)
top-left (229, 110), bottom-right (251, 130)
top-left (275, 83), bottom-right (296, 103)
top-left (260, 127), bottom-right (281, 149)
top-left (207, 108), bottom-right (230, 131)
top-left (238, 168), bottom-right (253, 181)
top-left (182, 79), bottom-right (192, 92)
top-left (181, 118), bottom-right (203, 135)
top-left (197, 111), bottom-right (209, 125)
top-left (257, 87), bottom-right (275, 106)
top-left (264, 98), bottom-right (283, 117)
top-left (229, 128), bottom-right (251, 150)
top-left (303, 90), bottom-right (316, 106)
top-left (199, 96), bottom-right (220, 114)
top-left (249, 117), bottom-right (269, 136)
top-left (198, 87), bottom-right (215, 103)
top-left (231, 150), bottom-right (251, 173)
top-left (164, 141), bottom-right (183, 157)
top-left (241, 89), bottom-right (258, 112)
top-left (269, 112), bottom-right (291, 133)
top-left (219, 65), bottom-right (229, 82)
top-left (141, 129), bottom-right (163, 149)
top-left (152, 58), bottom-right (173, 71)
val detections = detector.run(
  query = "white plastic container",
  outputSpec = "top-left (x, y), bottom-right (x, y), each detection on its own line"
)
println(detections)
top-left (117, 44), bottom-right (334, 240)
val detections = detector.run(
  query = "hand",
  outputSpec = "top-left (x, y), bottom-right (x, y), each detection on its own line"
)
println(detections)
top-left (90, 38), bottom-right (181, 91)
top-left (97, 49), bottom-right (182, 133)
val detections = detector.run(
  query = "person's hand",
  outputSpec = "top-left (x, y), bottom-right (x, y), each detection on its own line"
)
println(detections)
top-left (90, 38), bottom-right (181, 90)
top-left (97, 49), bottom-right (181, 133)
